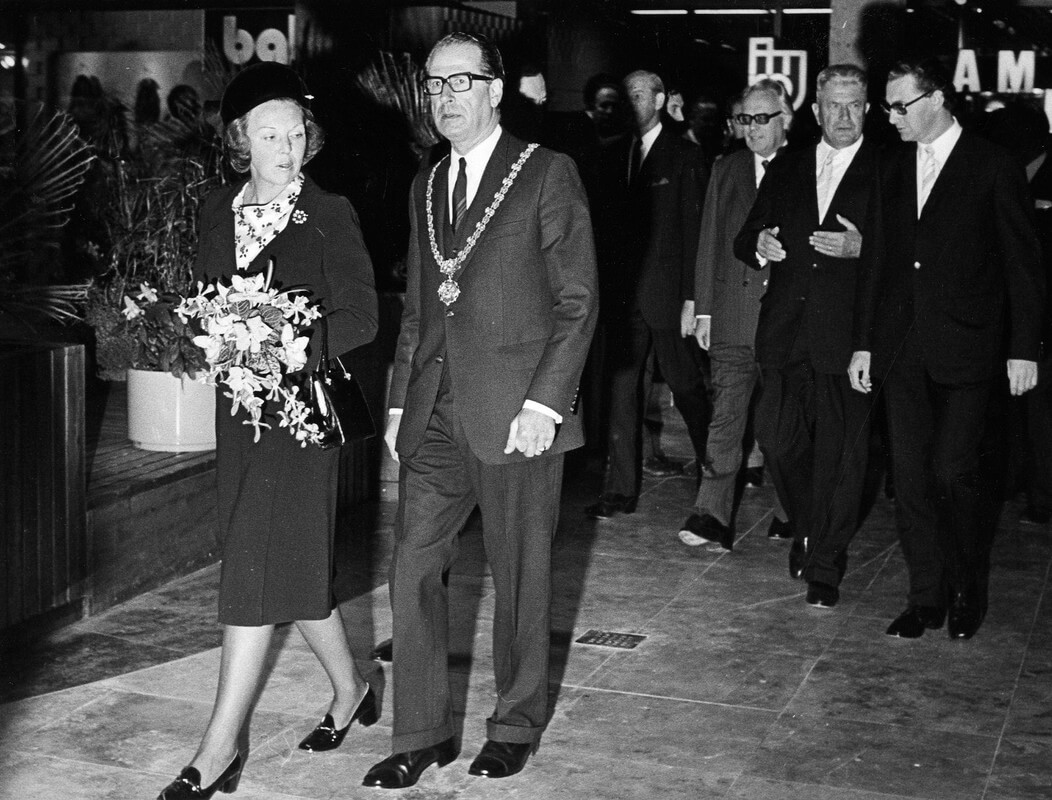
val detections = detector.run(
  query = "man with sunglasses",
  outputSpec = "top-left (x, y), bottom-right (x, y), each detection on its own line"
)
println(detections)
top-left (734, 65), bottom-right (881, 609)
top-left (850, 58), bottom-right (1044, 640)
top-left (366, 32), bottom-right (597, 788)
top-left (679, 78), bottom-right (793, 552)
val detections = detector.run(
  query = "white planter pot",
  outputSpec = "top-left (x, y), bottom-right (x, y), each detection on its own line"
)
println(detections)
top-left (126, 368), bottom-right (216, 452)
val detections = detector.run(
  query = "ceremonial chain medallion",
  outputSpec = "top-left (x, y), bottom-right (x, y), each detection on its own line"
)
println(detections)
top-left (425, 143), bottom-right (540, 306)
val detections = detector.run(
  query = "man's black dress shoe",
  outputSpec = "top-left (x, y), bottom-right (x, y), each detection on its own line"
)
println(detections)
top-left (885, 605), bottom-right (946, 638)
top-left (362, 737), bottom-right (458, 789)
top-left (788, 537), bottom-right (807, 579)
top-left (677, 513), bottom-right (734, 550)
top-left (1020, 505), bottom-right (1051, 525)
top-left (298, 686), bottom-right (378, 751)
top-left (642, 455), bottom-right (684, 477)
top-left (157, 753), bottom-right (242, 799)
top-left (947, 592), bottom-right (983, 640)
top-left (767, 517), bottom-right (793, 540)
top-left (467, 739), bottom-right (538, 779)
top-left (805, 581), bottom-right (839, 608)
top-left (743, 466), bottom-right (764, 487)
top-left (585, 493), bottom-right (638, 519)
top-left (370, 638), bottom-right (393, 662)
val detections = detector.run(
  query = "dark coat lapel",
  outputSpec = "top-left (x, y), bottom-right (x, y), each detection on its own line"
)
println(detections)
top-left (823, 140), bottom-right (873, 226)
top-left (429, 156), bottom-right (451, 259)
top-left (898, 145), bottom-right (918, 231)
top-left (451, 132), bottom-right (513, 253)
top-left (639, 130), bottom-right (665, 183)
top-left (244, 175), bottom-right (318, 289)
top-left (800, 147), bottom-right (819, 226)
top-left (919, 134), bottom-right (969, 224)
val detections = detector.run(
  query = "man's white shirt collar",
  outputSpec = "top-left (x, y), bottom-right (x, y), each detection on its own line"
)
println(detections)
top-left (639, 122), bottom-right (662, 162)
top-left (448, 123), bottom-right (503, 210)
top-left (816, 134), bottom-right (864, 170)
top-left (753, 147), bottom-right (781, 188)
top-left (920, 119), bottom-right (962, 169)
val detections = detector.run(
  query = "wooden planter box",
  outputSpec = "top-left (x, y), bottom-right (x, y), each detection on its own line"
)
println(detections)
top-left (1, 341), bottom-right (87, 631)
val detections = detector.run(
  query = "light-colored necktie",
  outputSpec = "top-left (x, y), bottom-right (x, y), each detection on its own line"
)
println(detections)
top-left (919, 144), bottom-right (938, 215)
top-left (816, 149), bottom-right (837, 220)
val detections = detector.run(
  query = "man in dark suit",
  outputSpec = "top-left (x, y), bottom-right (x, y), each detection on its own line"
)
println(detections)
top-left (679, 78), bottom-right (793, 551)
top-left (363, 33), bottom-right (597, 788)
top-left (980, 104), bottom-right (1052, 528)
top-left (586, 69), bottom-right (710, 519)
top-left (735, 65), bottom-right (881, 608)
top-left (850, 58), bottom-right (1044, 640)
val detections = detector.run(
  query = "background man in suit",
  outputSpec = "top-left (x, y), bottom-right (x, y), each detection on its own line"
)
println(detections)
top-left (980, 104), bottom-right (1052, 528)
top-left (586, 69), bottom-right (710, 519)
top-left (364, 32), bottom-right (597, 789)
top-left (735, 65), bottom-right (880, 609)
top-left (850, 58), bottom-right (1044, 640)
top-left (679, 78), bottom-right (793, 551)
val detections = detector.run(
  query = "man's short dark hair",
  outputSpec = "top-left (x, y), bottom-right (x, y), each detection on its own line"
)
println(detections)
top-left (584, 73), bottom-right (620, 109)
top-left (428, 32), bottom-right (505, 81)
top-left (888, 57), bottom-right (956, 111)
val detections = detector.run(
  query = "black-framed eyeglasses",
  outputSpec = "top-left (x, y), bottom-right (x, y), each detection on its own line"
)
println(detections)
top-left (734, 111), bottom-right (782, 126)
top-left (421, 72), bottom-right (494, 95)
top-left (880, 90), bottom-right (933, 116)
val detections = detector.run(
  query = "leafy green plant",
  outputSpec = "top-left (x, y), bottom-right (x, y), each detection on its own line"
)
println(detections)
top-left (354, 51), bottom-right (438, 151)
top-left (0, 105), bottom-right (95, 329)
top-left (84, 127), bottom-right (225, 378)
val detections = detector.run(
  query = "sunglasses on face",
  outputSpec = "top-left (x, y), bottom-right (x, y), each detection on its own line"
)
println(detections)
top-left (880, 90), bottom-right (933, 116)
top-left (734, 111), bottom-right (782, 126)
top-left (421, 72), bottom-right (494, 95)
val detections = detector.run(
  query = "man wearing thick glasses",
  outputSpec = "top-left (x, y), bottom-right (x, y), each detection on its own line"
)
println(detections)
top-left (850, 58), bottom-right (1044, 640)
top-left (734, 65), bottom-right (881, 610)
top-left (365, 32), bottom-right (597, 789)
top-left (679, 78), bottom-right (793, 553)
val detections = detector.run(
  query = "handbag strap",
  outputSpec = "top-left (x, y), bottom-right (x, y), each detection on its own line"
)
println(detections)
top-left (319, 314), bottom-right (330, 365)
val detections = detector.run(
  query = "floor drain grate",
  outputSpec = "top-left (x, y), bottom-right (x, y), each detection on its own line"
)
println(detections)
top-left (574, 630), bottom-right (646, 649)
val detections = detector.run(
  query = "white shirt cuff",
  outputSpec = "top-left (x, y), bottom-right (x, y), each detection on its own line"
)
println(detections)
top-left (696, 314), bottom-right (711, 320)
top-left (523, 400), bottom-right (563, 424)
top-left (388, 408), bottom-right (403, 416)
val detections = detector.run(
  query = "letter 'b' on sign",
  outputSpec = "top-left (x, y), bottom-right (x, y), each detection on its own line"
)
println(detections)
top-left (223, 15), bottom-right (293, 65)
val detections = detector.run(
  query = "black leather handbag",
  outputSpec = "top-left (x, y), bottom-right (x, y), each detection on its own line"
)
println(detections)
top-left (302, 316), bottom-right (376, 449)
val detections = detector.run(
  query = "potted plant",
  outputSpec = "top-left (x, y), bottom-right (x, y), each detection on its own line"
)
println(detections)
top-left (83, 118), bottom-right (226, 451)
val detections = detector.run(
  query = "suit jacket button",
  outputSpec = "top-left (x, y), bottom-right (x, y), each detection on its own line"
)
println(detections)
top-left (435, 356), bottom-right (444, 363)
top-left (812, 263), bottom-right (818, 269)
top-left (914, 261), bottom-right (921, 269)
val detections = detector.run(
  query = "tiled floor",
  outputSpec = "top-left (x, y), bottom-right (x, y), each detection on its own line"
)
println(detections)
top-left (1, 420), bottom-right (1050, 799)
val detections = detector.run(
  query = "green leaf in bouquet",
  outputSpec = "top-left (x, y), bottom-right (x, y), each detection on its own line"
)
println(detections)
top-left (260, 305), bottom-right (284, 328)
top-left (233, 299), bottom-right (251, 317)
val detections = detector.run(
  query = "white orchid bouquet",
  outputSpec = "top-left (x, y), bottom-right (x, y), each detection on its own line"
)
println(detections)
top-left (176, 270), bottom-right (324, 445)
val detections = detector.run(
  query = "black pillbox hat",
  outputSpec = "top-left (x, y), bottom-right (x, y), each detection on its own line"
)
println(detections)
top-left (220, 62), bottom-right (310, 126)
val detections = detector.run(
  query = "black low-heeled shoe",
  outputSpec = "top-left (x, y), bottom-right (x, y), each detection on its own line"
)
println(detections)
top-left (298, 686), bottom-right (378, 752)
top-left (157, 753), bottom-right (242, 799)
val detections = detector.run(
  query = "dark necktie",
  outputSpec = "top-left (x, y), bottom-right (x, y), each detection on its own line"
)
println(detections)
top-left (629, 138), bottom-right (642, 185)
top-left (452, 157), bottom-right (467, 232)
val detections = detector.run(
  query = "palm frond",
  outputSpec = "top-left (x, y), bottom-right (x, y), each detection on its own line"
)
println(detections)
top-left (354, 51), bottom-right (438, 149)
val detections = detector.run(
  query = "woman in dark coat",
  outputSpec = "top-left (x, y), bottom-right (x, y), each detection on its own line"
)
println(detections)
top-left (158, 63), bottom-right (379, 800)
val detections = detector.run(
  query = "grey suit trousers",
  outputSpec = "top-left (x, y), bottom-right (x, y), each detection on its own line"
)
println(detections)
top-left (391, 371), bottom-right (563, 752)
top-left (693, 343), bottom-right (760, 526)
